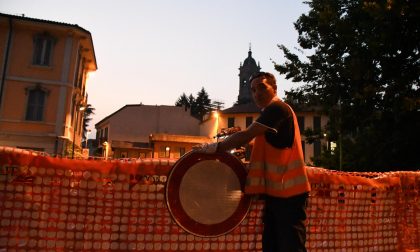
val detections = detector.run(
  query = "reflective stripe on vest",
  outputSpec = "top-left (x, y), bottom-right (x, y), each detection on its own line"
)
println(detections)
top-left (248, 160), bottom-right (305, 176)
top-left (247, 174), bottom-right (309, 192)
top-left (245, 103), bottom-right (311, 198)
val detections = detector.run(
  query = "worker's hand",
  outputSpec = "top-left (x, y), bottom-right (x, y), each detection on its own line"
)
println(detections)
top-left (193, 142), bottom-right (219, 154)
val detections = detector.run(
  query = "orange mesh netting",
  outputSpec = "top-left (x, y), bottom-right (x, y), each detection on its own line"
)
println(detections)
top-left (0, 146), bottom-right (419, 251)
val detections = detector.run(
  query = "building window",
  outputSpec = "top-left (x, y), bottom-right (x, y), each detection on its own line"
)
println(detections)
top-left (159, 146), bottom-right (170, 158)
top-left (77, 58), bottom-right (86, 89)
top-left (25, 88), bottom-right (46, 121)
top-left (70, 103), bottom-right (75, 124)
top-left (179, 147), bottom-right (185, 157)
top-left (75, 110), bottom-right (82, 132)
top-left (173, 147), bottom-right (186, 159)
top-left (246, 116), bottom-right (253, 128)
top-left (104, 127), bottom-right (108, 140)
top-left (313, 116), bottom-right (321, 132)
top-left (32, 34), bottom-right (55, 66)
top-left (74, 52), bottom-right (81, 87)
top-left (297, 116), bottom-right (305, 133)
top-left (314, 140), bottom-right (321, 157)
top-left (228, 117), bottom-right (235, 128)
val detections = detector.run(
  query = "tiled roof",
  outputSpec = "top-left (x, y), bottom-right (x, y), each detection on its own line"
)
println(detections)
top-left (221, 102), bottom-right (324, 114)
top-left (0, 12), bottom-right (90, 34)
top-left (222, 102), bottom-right (261, 114)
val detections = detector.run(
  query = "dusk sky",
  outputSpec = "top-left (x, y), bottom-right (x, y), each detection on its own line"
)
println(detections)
top-left (2, 0), bottom-right (310, 136)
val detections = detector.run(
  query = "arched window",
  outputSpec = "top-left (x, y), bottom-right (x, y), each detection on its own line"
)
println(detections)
top-left (25, 88), bottom-right (46, 121)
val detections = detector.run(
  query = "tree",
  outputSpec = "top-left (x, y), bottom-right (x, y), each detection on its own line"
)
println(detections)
top-left (275, 0), bottom-right (420, 171)
top-left (175, 87), bottom-right (213, 120)
top-left (193, 87), bottom-right (212, 120)
top-left (175, 93), bottom-right (191, 111)
top-left (82, 104), bottom-right (95, 143)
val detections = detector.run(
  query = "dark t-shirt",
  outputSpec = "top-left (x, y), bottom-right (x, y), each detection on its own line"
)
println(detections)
top-left (255, 100), bottom-right (294, 148)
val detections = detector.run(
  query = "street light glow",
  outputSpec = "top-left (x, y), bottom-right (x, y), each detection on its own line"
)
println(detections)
top-left (213, 111), bottom-right (219, 119)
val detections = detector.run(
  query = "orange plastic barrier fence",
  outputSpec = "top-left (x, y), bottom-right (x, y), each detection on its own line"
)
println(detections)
top-left (0, 146), bottom-right (419, 251)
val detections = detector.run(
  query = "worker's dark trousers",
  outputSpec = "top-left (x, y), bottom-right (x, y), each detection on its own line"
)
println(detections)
top-left (262, 193), bottom-right (309, 252)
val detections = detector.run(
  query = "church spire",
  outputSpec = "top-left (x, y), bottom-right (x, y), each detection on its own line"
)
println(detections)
top-left (237, 46), bottom-right (261, 105)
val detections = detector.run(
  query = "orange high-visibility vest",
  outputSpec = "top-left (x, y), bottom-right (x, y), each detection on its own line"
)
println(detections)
top-left (245, 104), bottom-right (311, 198)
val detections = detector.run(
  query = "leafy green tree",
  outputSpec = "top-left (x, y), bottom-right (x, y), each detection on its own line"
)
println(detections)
top-left (276, 0), bottom-right (420, 171)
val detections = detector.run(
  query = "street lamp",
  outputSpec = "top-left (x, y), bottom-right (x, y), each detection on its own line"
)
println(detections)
top-left (71, 105), bottom-right (86, 159)
top-left (85, 129), bottom-right (91, 148)
top-left (213, 110), bottom-right (219, 139)
top-left (102, 141), bottom-right (109, 159)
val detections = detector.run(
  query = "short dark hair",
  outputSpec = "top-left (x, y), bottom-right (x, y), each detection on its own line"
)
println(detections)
top-left (249, 72), bottom-right (277, 90)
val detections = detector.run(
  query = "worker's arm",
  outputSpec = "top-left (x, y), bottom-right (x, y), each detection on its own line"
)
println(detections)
top-left (217, 122), bottom-right (275, 152)
top-left (195, 122), bottom-right (276, 154)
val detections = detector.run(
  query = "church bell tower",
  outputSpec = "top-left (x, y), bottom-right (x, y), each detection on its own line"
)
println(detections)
top-left (237, 45), bottom-right (261, 105)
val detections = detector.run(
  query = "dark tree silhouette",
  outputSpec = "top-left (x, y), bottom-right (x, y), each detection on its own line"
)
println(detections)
top-left (82, 104), bottom-right (95, 142)
top-left (275, 0), bottom-right (420, 171)
top-left (175, 87), bottom-right (213, 121)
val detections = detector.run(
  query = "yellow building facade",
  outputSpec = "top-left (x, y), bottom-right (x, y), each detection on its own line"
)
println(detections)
top-left (0, 13), bottom-right (97, 156)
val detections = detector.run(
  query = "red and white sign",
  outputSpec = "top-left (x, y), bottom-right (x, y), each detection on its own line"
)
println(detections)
top-left (166, 151), bottom-right (251, 237)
